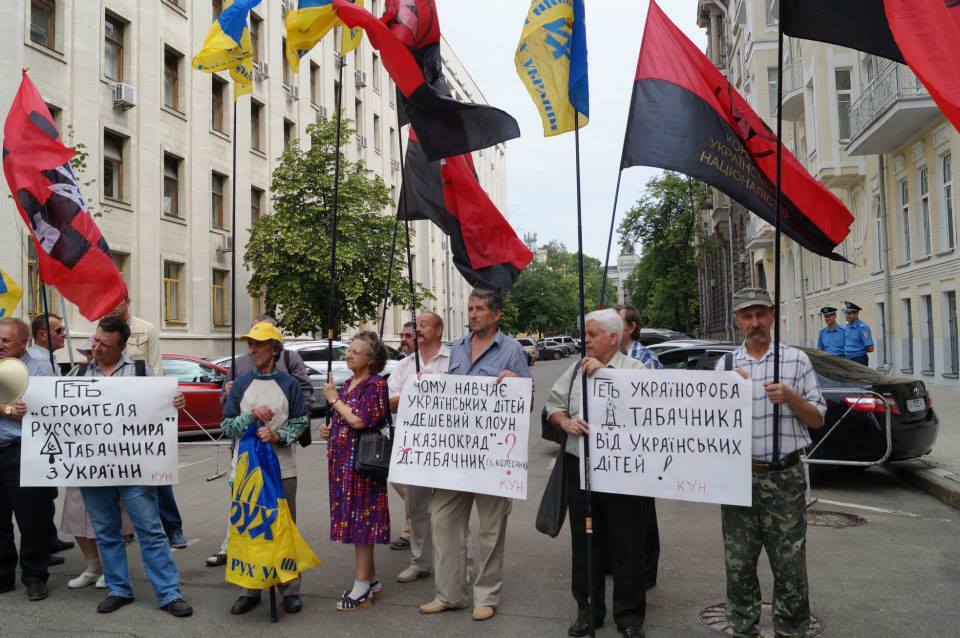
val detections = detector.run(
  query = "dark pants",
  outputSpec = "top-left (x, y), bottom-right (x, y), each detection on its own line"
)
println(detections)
top-left (644, 500), bottom-right (660, 587)
top-left (156, 485), bottom-right (183, 538)
top-left (848, 354), bottom-right (869, 366)
top-left (0, 444), bottom-right (56, 588)
top-left (565, 453), bottom-right (646, 630)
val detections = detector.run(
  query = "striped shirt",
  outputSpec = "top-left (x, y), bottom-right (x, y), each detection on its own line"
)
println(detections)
top-left (715, 342), bottom-right (826, 462)
top-left (627, 340), bottom-right (662, 369)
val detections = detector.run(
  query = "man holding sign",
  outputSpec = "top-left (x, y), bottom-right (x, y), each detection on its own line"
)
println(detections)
top-left (715, 288), bottom-right (826, 638)
top-left (419, 289), bottom-right (530, 623)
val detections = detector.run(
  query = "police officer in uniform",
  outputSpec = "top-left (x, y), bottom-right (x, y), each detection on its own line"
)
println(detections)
top-left (842, 302), bottom-right (874, 366)
top-left (816, 307), bottom-right (844, 356)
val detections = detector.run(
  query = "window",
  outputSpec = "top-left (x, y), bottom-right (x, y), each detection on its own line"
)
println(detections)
top-left (103, 132), bottom-right (124, 200)
top-left (26, 243), bottom-right (60, 318)
top-left (163, 154), bottom-right (181, 218)
top-left (942, 153), bottom-right (955, 250)
top-left (765, 0), bottom-right (777, 25)
top-left (164, 48), bottom-right (182, 111)
top-left (767, 67), bottom-right (778, 118)
top-left (921, 295), bottom-right (934, 373)
top-left (373, 113), bottom-right (381, 153)
top-left (30, 0), bottom-right (56, 49)
top-left (310, 62), bottom-right (321, 106)
top-left (899, 180), bottom-right (911, 262)
top-left (212, 76), bottom-right (227, 132)
top-left (902, 298), bottom-right (914, 373)
top-left (250, 100), bottom-right (263, 151)
top-left (918, 167), bottom-right (932, 257)
top-left (211, 172), bottom-right (226, 229)
top-left (163, 261), bottom-right (184, 324)
top-left (250, 14), bottom-right (262, 62)
top-left (282, 37), bottom-right (291, 86)
top-left (251, 187), bottom-right (263, 227)
top-left (104, 15), bottom-right (124, 82)
top-left (873, 195), bottom-right (885, 271)
top-left (355, 99), bottom-right (364, 135)
top-left (372, 53), bottom-right (381, 93)
top-left (756, 261), bottom-right (767, 289)
top-left (835, 68), bottom-right (852, 142)
top-left (283, 119), bottom-right (294, 151)
top-left (212, 269), bottom-right (229, 327)
top-left (212, 0), bottom-right (222, 19)
top-left (388, 126), bottom-right (396, 169)
top-left (388, 78), bottom-right (395, 108)
top-left (947, 292), bottom-right (959, 375)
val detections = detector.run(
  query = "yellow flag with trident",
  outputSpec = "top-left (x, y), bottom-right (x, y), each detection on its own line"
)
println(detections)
top-left (0, 269), bottom-right (23, 318)
top-left (193, 0), bottom-right (260, 99)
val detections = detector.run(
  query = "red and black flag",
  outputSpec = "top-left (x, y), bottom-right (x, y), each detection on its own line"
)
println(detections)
top-left (781, 0), bottom-right (960, 131)
top-left (2, 71), bottom-right (127, 320)
top-left (622, 1), bottom-right (853, 260)
top-left (399, 132), bottom-right (532, 295)
top-left (333, 0), bottom-right (520, 161)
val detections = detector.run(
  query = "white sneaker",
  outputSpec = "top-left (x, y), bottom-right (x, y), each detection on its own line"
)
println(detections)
top-left (68, 571), bottom-right (101, 589)
top-left (95, 574), bottom-right (106, 589)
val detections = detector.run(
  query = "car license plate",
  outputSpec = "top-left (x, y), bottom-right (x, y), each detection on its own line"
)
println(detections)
top-left (906, 398), bottom-right (925, 413)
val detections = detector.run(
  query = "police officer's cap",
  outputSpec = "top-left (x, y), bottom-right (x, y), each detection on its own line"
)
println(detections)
top-left (820, 306), bottom-right (837, 316)
top-left (843, 301), bottom-right (862, 313)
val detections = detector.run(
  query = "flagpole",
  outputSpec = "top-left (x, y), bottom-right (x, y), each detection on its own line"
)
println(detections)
top-left (38, 283), bottom-right (57, 374)
top-left (396, 127), bottom-right (421, 373)
top-left (773, 3), bottom-right (785, 462)
top-left (573, 111), bottom-right (597, 638)
top-left (379, 214), bottom-right (401, 337)
top-left (598, 170), bottom-right (623, 308)
top-left (326, 55), bottom-right (346, 398)
top-left (59, 296), bottom-right (75, 368)
top-left (230, 99), bottom-right (238, 380)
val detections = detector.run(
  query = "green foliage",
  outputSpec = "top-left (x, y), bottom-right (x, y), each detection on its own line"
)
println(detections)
top-left (618, 172), bottom-right (709, 333)
top-left (65, 124), bottom-right (109, 218)
top-left (245, 117), bottom-right (430, 336)
top-left (501, 240), bottom-right (609, 337)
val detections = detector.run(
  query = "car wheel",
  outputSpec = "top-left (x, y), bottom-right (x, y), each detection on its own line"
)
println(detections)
top-left (552, 351), bottom-right (561, 360)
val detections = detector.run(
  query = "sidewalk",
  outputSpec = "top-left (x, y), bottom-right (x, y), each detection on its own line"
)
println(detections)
top-left (887, 385), bottom-right (960, 509)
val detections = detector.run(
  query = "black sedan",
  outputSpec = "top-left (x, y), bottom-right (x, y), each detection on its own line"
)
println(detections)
top-left (655, 343), bottom-right (939, 469)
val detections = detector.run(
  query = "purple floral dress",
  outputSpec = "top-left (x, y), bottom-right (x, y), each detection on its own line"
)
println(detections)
top-left (327, 374), bottom-right (391, 545)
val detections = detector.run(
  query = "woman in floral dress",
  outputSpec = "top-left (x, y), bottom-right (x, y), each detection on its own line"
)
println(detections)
top-left (320, 331), bottom-right (391, 610)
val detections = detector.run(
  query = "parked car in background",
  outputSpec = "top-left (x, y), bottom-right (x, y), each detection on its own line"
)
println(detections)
top-left (655, 343), bottom-right (939, 472)
top-left (515, 338), bottom-right (538, 366)
top-left (159, 355), bottom-right (227, 437)
top-left (537, 339), bottom-right (568, 360)
top-left (647, 339), bottom-right (725, 355)
top-left (637, 328), bottom-right (693, 345)
top-left (547, 335), bottom-right (581, 354)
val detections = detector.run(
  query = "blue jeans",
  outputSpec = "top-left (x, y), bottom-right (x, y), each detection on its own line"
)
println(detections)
top-left (156, 485), bottom-right (183, 538)
top-left (81, 485), bottom-right (182, 606)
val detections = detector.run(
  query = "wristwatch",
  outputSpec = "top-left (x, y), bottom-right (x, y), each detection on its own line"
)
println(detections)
top-left (3, 405), bottom-right (12, 416)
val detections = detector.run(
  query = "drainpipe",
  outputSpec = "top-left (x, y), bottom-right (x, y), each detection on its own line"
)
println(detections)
top-left (878, 153), bottom-right (894, 371)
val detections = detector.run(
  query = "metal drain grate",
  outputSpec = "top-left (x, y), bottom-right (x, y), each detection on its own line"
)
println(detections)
top-left (698, 602), bottom-right (824, 636)
top-left (806, 509), bottom-right (868, 528)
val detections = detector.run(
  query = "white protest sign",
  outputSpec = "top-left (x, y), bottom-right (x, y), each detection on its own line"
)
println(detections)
top-left (20, 376), bottom-right (179, 487)
top-left (581, 369), bottom-right (752, 506)
top-left (389, 374), bottom-right (533, 499)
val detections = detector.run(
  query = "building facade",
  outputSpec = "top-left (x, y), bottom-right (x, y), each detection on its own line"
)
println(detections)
top-left (1, 0), bottom-right (507, 359)
top-left (697, 0), bottom-right (960, 387)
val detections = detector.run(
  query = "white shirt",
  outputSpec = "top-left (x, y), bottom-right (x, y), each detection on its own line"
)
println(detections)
top-left (388, 345), bottom-right (452, 400)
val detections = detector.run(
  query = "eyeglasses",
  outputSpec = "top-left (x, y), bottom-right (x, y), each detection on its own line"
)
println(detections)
top-left (54, 327), bottom-right (65, 335)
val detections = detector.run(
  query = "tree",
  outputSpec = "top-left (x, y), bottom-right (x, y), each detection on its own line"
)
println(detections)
top-left (245, 118), bottom-right (429, 336)
top-left (618, 172), bottom-right (709, 333)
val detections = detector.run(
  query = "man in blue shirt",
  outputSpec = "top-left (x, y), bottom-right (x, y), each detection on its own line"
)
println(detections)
top-left (816, 307), bottom-right (845, 356)
top-left (0, 317), bottom-right (55, 602)
top-left (615, 304), bottom-right (663, 370)
top-left (842, 302), bottom-right (874, 366)
top-left (419, 288), bottom-right (530, 623)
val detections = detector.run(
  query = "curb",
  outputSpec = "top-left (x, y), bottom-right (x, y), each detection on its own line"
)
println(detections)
top-left (888, 460), bottom-right (960, 511)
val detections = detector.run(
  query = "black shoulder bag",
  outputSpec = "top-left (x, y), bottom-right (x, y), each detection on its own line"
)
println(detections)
top-left (353, 382), bottom-right (392, 479)
top-left (535, 368), bottom-right (578, 537)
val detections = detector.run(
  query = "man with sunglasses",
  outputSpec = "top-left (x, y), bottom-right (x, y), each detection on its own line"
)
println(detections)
top-left (28, 313), bottom-right (66, 377)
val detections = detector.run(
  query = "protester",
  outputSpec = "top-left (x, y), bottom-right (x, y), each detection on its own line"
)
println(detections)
top-left (390, 320), bottom-right (418, 551)
top-left (419, 288), bottom-right (530, 622)
top-left (715, 288), bottom-right (826, 637)
top-left (220, 322), bottom-right (309, 615)
top-left (107, 297), bottom-right (187, 549)
top-left (61, 487), bottom-right (134, 590)
top-left (842, 302), bottom-right (874, 366)
top-left (546, 309), bottom-right (651, 638)
top-left (615, 304), bottom-right (662, 369)
top-left (388, 312), bottom-right (449, 584)
top-left (78, 316), bottom-right (192, 617)
top-left (816, 307), bottom-right (844, 357)
top-left (399, 320), bottom-right (416, 356)
top-left (320, 331), bottom-right (391, 610)
top-left (0, 318), bottom-right (55, 602)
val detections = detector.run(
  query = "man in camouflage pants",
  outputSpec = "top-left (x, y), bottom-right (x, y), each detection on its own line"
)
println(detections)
top-left (716, 289), bottom-right (826, 637)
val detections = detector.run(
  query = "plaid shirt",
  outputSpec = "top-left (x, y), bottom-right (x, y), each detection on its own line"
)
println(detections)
top-left (715, 342), bottom-right (826, 462)
top-left (627, 341), bottom-right (662, 369)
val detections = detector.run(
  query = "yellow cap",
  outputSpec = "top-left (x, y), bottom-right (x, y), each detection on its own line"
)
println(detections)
top-left (240, 322), bottom-right (284, 343)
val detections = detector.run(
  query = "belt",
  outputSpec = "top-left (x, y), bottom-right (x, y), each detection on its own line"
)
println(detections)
top-left (751, 450), bottom-right (802, 473)
top-left (0, 440), bottom-right (20, 450)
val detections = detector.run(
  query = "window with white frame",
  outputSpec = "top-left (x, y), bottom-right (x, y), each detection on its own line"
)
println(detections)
top-left (767, 67), bottom-right (778, 118)
top-left (941, 152), bottom-right (955, 251)
top-left (921, 294), bottom-right (934, 373)
top-left (919, 167), bottom-right (932, 257)
top-left (835, 68), bottom-right (852, 142)
top-left (946, 291), bottom-right (959, 375)
top-left (899, 180), bottom-right (911, 262)
top-left (902, 298), bottom-right (914, 373)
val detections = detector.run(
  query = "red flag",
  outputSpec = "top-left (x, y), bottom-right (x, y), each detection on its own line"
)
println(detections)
top-left (2, 71), bottom-right (127, 320)
top-left (382, 0), bottom-right (440, 50)
top-left (622, 1), bottom-right (853, 259)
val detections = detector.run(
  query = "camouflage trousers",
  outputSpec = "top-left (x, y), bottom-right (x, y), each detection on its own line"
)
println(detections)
top-left (720, 461), bottom-right (809, 638)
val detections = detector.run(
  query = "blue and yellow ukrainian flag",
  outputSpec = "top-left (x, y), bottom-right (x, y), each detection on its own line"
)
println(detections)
top-left (0, 269), bottom-right (23, 318)
top-left (515, 0), bottom-right (590, 136)
top-left (193, 0), bottom-right (261, 99)
top-left (340, 0), bottom-right (365, 57)
top-left (285, 0), bottom-right (364, 72)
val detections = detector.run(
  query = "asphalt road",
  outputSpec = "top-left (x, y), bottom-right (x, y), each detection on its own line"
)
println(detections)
top-left (2, 357), bottom-right (958, 637)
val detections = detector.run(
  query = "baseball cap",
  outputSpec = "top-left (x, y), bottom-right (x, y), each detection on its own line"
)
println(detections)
top-left (240, 322), bottom-right (284, 343)
top-left (732, 287), bottom-right (774, 313)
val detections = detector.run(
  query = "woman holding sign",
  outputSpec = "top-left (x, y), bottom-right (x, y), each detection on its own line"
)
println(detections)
top-left (320, 331), bottom-right (391, 611)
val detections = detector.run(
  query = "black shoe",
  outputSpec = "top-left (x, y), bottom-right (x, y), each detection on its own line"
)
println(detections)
top-left (390, 537), bottom-right (411, 550)
top-left (283, 595), bottom-right (303, 614)
top-left (52, 539), bottom-right (75, 554)
top-left (621, 626), bottom-right (645, 638)
top-left (97, 595), bottom-right (135, 613)
top-left (161, 598), bottom-right (193, 617)
top-left (27, 582), bottom-right (48, 601)
top-left (48, 555), bottom-right (65, 567)
top-left (230, 595), bottom-right (260, 615)
top-left (569, 618), bottom-right (604, 637)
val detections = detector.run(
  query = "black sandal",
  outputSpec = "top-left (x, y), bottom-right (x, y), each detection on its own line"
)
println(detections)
top-left (205, 553), bottom-right (227, 567)
top-left (336, 587), bottom-right (372, 611)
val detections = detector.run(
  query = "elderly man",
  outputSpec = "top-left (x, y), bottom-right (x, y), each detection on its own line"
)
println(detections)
top-left (816, 307), bottom-right (844, 357)
top-left (0, 318), bottom-right (55, 602)
top-left (79, 317), bottom-right (193, 617)
top-left (547, 309), bottom-right (651, 638)
top-left (716, 288), bottom-right (826, 638)
top-left (389, 312), bottom-right (450, 584)
top-left (28, 313), bottom-right (65, 376)
top-left (419, 289), bottom-right (530, 622)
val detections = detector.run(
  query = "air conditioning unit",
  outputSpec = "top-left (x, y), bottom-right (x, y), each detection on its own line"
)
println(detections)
top-left (357, 135), bottom-right (367, 149)
top-left (355, 70), bottom-right (367, 88)
top-left (286, 84), bottom-right (299, 102)
top-left (334, 55), bottom-right (347, 69)
top-left (253, 60), bottom-right (269, 80)
top-left (314, 104), bottom-right (329, 120)
top-left (390, 159), bottom-right (400, 172)
top-left (113, 83), bottom-right (137, 110)
top-left (216, 234), bottom-right (233, 256)
top-left (281, 0), bottom-right (294, 16)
